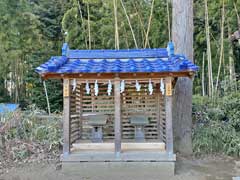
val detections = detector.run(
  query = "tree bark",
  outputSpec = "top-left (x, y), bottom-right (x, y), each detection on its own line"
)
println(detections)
top-left (172, 0), bottom-right (193, 155)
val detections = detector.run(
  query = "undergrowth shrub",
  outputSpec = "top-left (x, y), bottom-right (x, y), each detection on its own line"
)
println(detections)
top-left (1, 105), bottom-right (62, 162)
top-left (5, 105), bottom-right (62, 150)
top-left (192, 92), bottom-right (240, 157)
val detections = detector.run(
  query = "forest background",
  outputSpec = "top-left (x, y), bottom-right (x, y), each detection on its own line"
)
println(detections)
top-left (0, 0), bottom-right (240, 156)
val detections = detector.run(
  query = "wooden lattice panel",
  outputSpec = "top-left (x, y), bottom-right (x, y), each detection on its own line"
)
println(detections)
top-left (81, 84), bottom-right (115, 140)
top-left (70, 86), bottom-right (80, 144)
top-left (121, 83), bottom-right (159, 140)
top-left (158, 94), bottom-right (166, 143)
top-left (70, 114), bottom-right (80, 143)
top-left (70, 81), bottom-right (166, 142)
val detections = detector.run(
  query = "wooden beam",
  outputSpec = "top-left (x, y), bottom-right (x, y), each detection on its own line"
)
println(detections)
top-left (165, 77), bottom-right (173, 154)
top-left (63, 79), bottom-right (71, 156)
top-left (77, 79), bottom-right (163, 84)
top-left (41, 71), bottom-right (196, 80)
top-left (114, 78), bottom-right (121, 157)
top-left (72, 142), bottom-right (165, 151)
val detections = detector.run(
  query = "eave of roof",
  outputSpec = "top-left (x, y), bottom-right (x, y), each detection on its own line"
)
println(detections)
top-left (36, 42), bottom-right (199, 79)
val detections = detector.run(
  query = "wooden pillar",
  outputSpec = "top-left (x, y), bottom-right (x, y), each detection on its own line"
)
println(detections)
top-left (165, 77), bottom-right (173, 154)
top-left (79, 84), bottom-right (83, 139)
top-left (114, 78), bottom-right (121, 157)
top-left (63, 79), bottom-right (71, 156)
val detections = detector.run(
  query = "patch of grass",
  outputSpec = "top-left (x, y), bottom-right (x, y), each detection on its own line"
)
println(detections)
top-left (192, 93), bottom-right (240, 157)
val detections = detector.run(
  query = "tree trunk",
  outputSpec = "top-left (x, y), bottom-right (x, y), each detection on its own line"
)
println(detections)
top-left (172, 0), bottom-right (193, 155)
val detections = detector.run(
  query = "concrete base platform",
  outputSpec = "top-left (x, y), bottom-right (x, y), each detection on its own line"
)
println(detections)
top-left (61, 151), bottom-right (176, 177)
top-left (61, 151), bottom-right (176, 162)
top-left (62, 161), bottom-right (175, 177)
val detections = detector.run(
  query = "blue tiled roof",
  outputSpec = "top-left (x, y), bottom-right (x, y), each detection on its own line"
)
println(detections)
top-left (0, 103), bottom-right (19, 115)
top-left (36, 43), bottom-right (198, 75)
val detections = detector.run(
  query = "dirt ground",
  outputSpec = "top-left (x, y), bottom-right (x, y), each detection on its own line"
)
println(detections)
top-left (0, 156), bottom-right (239, 180)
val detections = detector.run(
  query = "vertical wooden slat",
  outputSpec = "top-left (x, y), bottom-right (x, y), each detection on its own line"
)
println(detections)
top-left (63, 79), bottom-right (71, 156)
top-left (161, 95), bottom-right (167, 143)
top-left (114, 78), bottom-right (121, 156)
top-left (165, 77), bottom-right (173, 154)
top-left (156, 84), bottom-right (163, 141)
top-left (76, 83), bottom-right (83, 139)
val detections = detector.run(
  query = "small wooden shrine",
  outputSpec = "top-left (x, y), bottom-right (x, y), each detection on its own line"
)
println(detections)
top-left (36, 42), bottom-right (198, 174)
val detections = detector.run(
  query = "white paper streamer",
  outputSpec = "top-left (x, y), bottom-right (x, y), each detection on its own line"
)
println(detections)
top-left (160, 78), bottom-right (165, 95)
top-left (148, 79), bottom-right (153, 95)
top-left (72, 79), bottom-right (77, 92)
top-left (107, 80), bottom-right (112, 96)
top-left (85, 80), bottom-right (90, 94)
top-left (135, 80), bottom-right (141, 92)
top-left (94, 80), bottom-right (99, 96)
top-left (120, 80), bottom-right (125, 93)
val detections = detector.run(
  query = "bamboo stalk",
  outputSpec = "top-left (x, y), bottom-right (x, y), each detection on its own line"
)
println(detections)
top-left (113, 0), bottom-right (119, 50)
top-left (232, 3), bottom-right (239, 91)
top-left (144, 0), bottom-right (155, 48)
top-left (120, 0), bottom-right (138, 48)
top-left (166, 0), bottom-right (171, 41)
top-left (215, 0), bottom-right (225, 92)
top-left (43, 81), bottom-right (51, 115)
top-left (204, 0), bottom-right (213, 97)
top-left (228, 23), bottom-right (237, 92)
top-left (123, 26), bottom-right (130, 48)
top-left (233, 2), bottom-right (240, 28)
top-left (132, 1), bottom-right (150, 48)
top-left (15, 59), bottom-right (19, 103)
top-left (202, 52), bottom-right (205, 96)
top-left (87, 3), bottom-right (91, 49)
top-left (77, 0), bottom-right (88, 48)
